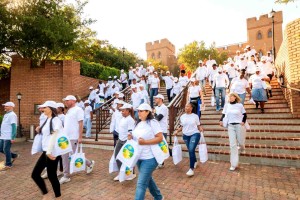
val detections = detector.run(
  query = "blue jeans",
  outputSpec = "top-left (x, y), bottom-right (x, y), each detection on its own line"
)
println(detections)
top-left (183, 133), bottom-right (201, 169)
top-left (238, 93), bottom-right (246, 105)
top-left (0, 139), bottom-right (18, 167)
top-left (199, 79), bottom-right (206, 95)
top-left (166, 88), bottom-right (172, 102)
top-left (84, 118), bottom-right (92, 138)
top-left (215, 87), bottom-right (226, 110)
top-left (150, 88), bottom-right (159, 108)
top-left (135, 158), bottom-right (163, 200)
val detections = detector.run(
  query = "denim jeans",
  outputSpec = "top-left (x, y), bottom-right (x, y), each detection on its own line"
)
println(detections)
top-left (215, 87), bottom-right (226, 110)
top-left (183, 133), bottom-right (201, 169)
top-left (166, 88), bottom-right (172, 102)
top-left (135, 158), bottom-right (163, 200)
top-left (0, 139), bottom-right (18, 167)
top-left (238, 93), bottom-right (246, 105)
top-left (150, 88), bottom-right (159, 108)
top-left (199, 79), bottom-right (206, 95)
top-left (84, 118), bottom-right (92, 138)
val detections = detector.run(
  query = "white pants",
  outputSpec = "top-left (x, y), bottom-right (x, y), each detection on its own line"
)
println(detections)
top-left (228, 124), bottom-right (246, 168)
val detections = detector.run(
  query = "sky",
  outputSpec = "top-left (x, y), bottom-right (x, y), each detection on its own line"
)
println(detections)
top-left (80, 0), bottom-right (299, 59)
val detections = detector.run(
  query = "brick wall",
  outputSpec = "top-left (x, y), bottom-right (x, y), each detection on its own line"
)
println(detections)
top-left (0, 77), bottom-right (11, 115)
top-left (275, 18), bottom-right (300, 118)
top-left (9, 56), bottom-right (99, 136)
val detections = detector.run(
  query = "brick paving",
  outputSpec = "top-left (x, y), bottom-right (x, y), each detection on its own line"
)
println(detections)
top-left (0, 142), bottom-right (299, 200)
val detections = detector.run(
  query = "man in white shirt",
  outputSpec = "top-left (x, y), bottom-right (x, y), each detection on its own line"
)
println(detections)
top-left (195, 60), bottom-right (208, 95)
top-left (246, 45), bottom-right (257, 59)
top-left (0, 102), bottom-right (18, 170)
top-left (98, 80), bottom-right (105, 94)
top-left (246, 55), bottom-right (257, 79)
top-left (266, 51), bottom-right (273, 63)
top-left (236, 56), bottom-right (247, 71)
top-left (88, 86), bottom-right (96, 109)
top-left (119, 69), bottom-right (128, 90)
top-left (60, 95), bottom-right (95, 184)
top-left (179, 70), bottom-right (189, 88)
top-left (109, 100), bottom-right (125, 147)
top-left (213, 67), bottom-right (229, 111)
top-left (234, 50), bottom-right (241, 63)
top-left (139, 65), bottom-right (146, 76)
top-left (128, 67), bottom-right (134, 86)
top-left (260, 56), bottom-right (275, 97)
top-left (147, 62), bottom-right (155, 72)
top-left (227, 61), bottom-right (238, 87)
top-left (83, 100), bottom-right (93, 138)
top-left (130, 85), bottom-right (141, 120)
top-left (160, 71), bottom-right (174, 102)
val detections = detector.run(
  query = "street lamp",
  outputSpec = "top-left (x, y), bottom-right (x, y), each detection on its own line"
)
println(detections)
top-left (270, 9), bottom-right (276, 61)
top-left (122, 47), bottom-right (125, 69)
top-left (16, 92), bottom-right (22, 138)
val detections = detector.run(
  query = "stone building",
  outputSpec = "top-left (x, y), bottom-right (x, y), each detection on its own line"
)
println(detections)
top-left (217, 11), bottom-right (283, 58)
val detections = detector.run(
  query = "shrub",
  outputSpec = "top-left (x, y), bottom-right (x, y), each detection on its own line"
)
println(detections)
top-left (0, 115), bottom-right (3, 125)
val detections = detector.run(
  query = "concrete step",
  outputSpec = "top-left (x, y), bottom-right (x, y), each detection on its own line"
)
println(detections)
top-left (202, 124), bottom-right (300, 132)
top-left (202, 108), bottom-right (291, 115)
top-left (201, 113), bottom-right (294, 119)
top-left (200, 118), bottom-right (300, 125)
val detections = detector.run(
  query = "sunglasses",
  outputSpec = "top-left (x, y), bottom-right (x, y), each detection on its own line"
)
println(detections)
top-left (138, 110), bottom-right (148, 112)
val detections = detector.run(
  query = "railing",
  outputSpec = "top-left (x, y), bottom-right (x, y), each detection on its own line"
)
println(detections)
top-left (94, 86), bottom-right (132, 141)
top-left (280, 85), bottom-right (300, 93)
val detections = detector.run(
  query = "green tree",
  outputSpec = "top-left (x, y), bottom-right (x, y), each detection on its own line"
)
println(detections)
top-left (275, 0), bottom-right (296, 3)
top-left (145, 59), bottom-right (169, 72)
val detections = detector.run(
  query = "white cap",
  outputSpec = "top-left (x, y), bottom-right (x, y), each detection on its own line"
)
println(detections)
top-left (119, 93), bottom-right (124, 98)
top-left (217, 67), bottom-right (223, 72)
top-left (174, 77), bottom-right (178, 82)
top-left (114, 75), bottom-right (117, 79)
top-left (246, 45), bottom-right (250, 48)
top-left (261, 56), bottom-right (267, 61)
top-left (149, 62), bottom-right (152, 64)
top-left (190, 78), bottom-right (196, 82)
top-left (63, 95), bottom-right (76, 101)
top-left (108, 76), bottom-right (112, 79)
top-left (255, 67), bottom-right (261, 72)
top-left (236, 50), bottom-right (240, 53)
top-left (84, 100), bottom-right (90, 104)
top-left (131, 85), bottom-right (137, 89)
top-left (95, 88), bottom-right (99, 92)
top-left (114, 91), bottom-right (120, 95)
top-left (137, 103), bottom-right (152, 112)
top-left (154, 94), bottom-right (164, 100)
top-left (138, 84), bottom-right (144, 88)
top-left (120, 103), bottom-right (132, 109)
top-left (198, 60), bottom-right (203, 64)
top-left (121, 69), bottom-right (124, 72)
top-left (229, 61), bottom-right (234, 65)
top-left (166, 71), bottom-right (170, 74)
top-left (267, 51), bottom-right (271, 54)
top-left (116, 100), bottom-right (125, 105)
top-left (39, 101), bottom-right (57, 109)
top-left (244, 48), bottom-right (247, 51)
top-left (89, 86), bottom-right (93, 90)
top-left (154, 72), bottom-right (158, 74)
top-left (56, 103), bottom-right (65, 108)
top-left (132, 69), bottom-right (136, 72)
top-left (2, 102), bottom-right (15, 107)
top-left (227, 57), bottom-right (232, 62)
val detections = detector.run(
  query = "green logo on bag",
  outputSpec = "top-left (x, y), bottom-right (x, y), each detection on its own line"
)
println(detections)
top-left (58, 137), bottom-right (69, 149)
top-left (123, 144), bottom-right (134, 159)
top-left (125, 166), bottom-right (132, 175)
top-left (159, 140), bottom-right (168, 153)
top-left (75, 158), bottom-right (84, 168)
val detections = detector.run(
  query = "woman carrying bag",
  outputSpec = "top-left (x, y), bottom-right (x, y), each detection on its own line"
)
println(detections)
top-left (174, 103), bottom-right (204, 177)
top-left (219, 93), bottom-right (247, 171)
top-left (128, 103), bottom-right (164, 200)
top-left (187, 78), bottom-right (204, 119)
top-left (31, 101), bottom-right (63, 199)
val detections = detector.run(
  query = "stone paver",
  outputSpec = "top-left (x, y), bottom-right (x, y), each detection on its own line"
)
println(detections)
top-left (0, 142), bottom-right (299, 200)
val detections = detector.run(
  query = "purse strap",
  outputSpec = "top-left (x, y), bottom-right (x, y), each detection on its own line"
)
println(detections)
top-left (199, 132), bottom-right (206, 144)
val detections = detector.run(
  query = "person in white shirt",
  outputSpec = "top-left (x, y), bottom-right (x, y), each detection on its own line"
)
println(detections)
top-left (127, 103), bottom-right (164, 200)
top-left (98, 80), bottom-right (105, 94)
top-left (131, 85), bottom-right (142, 120)
top-left (172, 77), bottom-right (181, 98)
top-left (147, 62), bottom-right (155, 72)
top-left (88, 86), bottom-right (97, 109)
top-left (249, 67), bottom-right (270, 113)
top-left (236, 56), bottom-right (247, 71)
top-left (31, 101), bottom-right (62, 199)
top-left (113, 76), bottom-right (122, 91)
top-left (75, 95), bottom-right (84, 110)
top-left (147, 71), bottom-right (154, 94)
top-left (113, 103), bottom-right (136, 181)
top-left (139, 65), bottom-right (147, 76)
top-left (213, 67), bottom-right (229, 111)
top-left (246, 55), bottom-right (257, 79)
top-left (128, 67), bottom-right (134, 86)
top-left (94, 89), bottom-right (101, 109)
top-left (174, 103), bottom-right (204, 176)
top-left (110, 100), bottom-right (125, 147)
top-left (195, 60), bottom-right (208, 95)
top-left (83, 100), bottom-right (93, 138)
top-left (234, 50), bottom-right (241, 63)
top-left (179, 70), bottom-right (189, 88)
top-left (132, 69), bottom-right (141, 82)
top-left (56, 103), bottom-right (65, 126)
top-left (160, 71), bottom-right (174, 102)
top-left (208, 64), bottom-right (218, 96)
top-left (138, 84), bottom-right (149, 104)
top-left (227, 61), bottom-right (238, 87)
top-left (187, 78), bottom-right (205, 118)
top-left (0, 102), bottom-right (18, 170)
top-left (105, 76), bottom-right (114, 100)
top-left (266, 51), bottom-right (273, 63)
top-left (119, 69), bottom-right (128, 90)
top-left (219, 93), bottom-right (247, 171)
top-left (230, 70), bottom-right (251, 105)
top-left (149, 72), bottom-right (160, 108)
top-left (260, 56), bottom-right (275, 98)
top-left (139, 75), bottom-right (148, 91)
top-left (246, 45), bottom-right (257, 59)
top-left (60, 95), bottom-right (95, 184)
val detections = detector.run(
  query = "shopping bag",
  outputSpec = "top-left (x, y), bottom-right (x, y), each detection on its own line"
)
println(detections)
top-left (70, 143), bottom-right (86, 174)
top-left (52, 128), bottom-right (73, 157)
top-left (245, 121), bottom-right (251, 130)
top-left (172, 136), bottom-right (182, 165)
top-left (262, 81), bottom-right (268, 89)
top-left (200, 104), bottom-right (206, 111)
top-left (222, 116), bottom-right (228, 128)
top-left (198, 132), bottom-right (208, 163)
top-left (151, 137), bottom-right (170, 164)
top-left (116, 140), bottom-right (140, 168)
top-left (248, 98), bottom-right (255, 105)
top-left (109, 151), bottom-right (118, 174)
top-left (211, 96), bottom-right (215, 107)
top-left (31, 134), bottom-right (43, 155)
top-left (119, 164), bottom-right (134, 182)
top-left (265, 81), bottom-right (272, 90)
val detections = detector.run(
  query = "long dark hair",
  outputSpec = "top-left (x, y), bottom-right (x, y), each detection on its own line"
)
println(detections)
top-left (135, 111), bottom-right (155, 126)
top-left (39, 107), bottom-right (58, 134)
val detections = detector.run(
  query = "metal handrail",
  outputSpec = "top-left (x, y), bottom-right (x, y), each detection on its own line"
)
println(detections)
top-left (280, 85), bottom-right (300, 92)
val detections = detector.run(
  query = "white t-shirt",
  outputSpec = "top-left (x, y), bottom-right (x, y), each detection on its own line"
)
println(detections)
top-left (0, 111), bottom-right (17, 140)
top-left (188, 85), bottom-right (201, 98)
top-left (132, 120), bottom-right (162, 160)
top-left (57, 114), bottom-right (65, 126)
top-left (213, 73), bottom-right (229, 88)
top-left (227, 66), bottom-right (238, 78)
top-left (195, 66), bottom-right (208, 81)
top-left (99, 83), bottom-right (105, 93)
top-left (64, 106), bottom-right (84, 140)
top-left (155, 104), bottom-right (169, 133)
top-left (42, 117), bottom-right (62, 151)
top-left (88, 90), bottom-right (97, 101)
top-left (222, 103), bottom-right (246, 124)
top-left (150, 77), bottom-right (160, 88)
top-left (131, 92), bottom-right (141, 110)
top-left (162, 76), bottom-right (173, 89)
top-left (247, 61), bottom-right (257, 74)
top-left (179, 76), bottom-right (189, 87)
top-left (110, 109), bottom-right (122, 133)
top-left (129, 70), bottom-right (134, 80)
top-left (249, 73), bottom-right (268, 89)
top-left (173, 82), bottom-right (181, 95)
top-left (120, 73), bottom-right (128, 83)
top-left (84, 106), bottom-right (93, 119)
top-left (148, 66), bottom-right (155, 72)
top-left (147, 75), bottom-right (154, 85)
top-left (117, 115), bottom-right (135, 141)
top-left (231, 78), bottom-right (249, 94)
top-left (260, 62), bottom-right (274, 75)
top-left (39, 113), bottom-right (47, 127)
top-left (180, 113), bottom-right (200, 136)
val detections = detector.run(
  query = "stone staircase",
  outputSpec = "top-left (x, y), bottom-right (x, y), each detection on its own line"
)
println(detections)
top-left (82, 80), bottom-right (300, 168)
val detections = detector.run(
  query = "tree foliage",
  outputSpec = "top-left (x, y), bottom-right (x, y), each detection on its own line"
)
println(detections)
top-left (145, 59), bottom-right (169, 72)
top-left (275, 0), bottom-right (296, 3)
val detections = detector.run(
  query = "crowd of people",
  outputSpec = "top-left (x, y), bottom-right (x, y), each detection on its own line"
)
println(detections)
top-left (0, 46), bottom-right (276, 199)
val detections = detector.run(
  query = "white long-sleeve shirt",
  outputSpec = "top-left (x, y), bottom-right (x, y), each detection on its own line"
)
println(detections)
top-left (109, 109), bottom-right (122, 133)
top-left (162, 75), bottom-right (173, 89)
top-left (213, 73), bottom-right (229, 88)
top-left (195, 66), bottom-right (208, 81)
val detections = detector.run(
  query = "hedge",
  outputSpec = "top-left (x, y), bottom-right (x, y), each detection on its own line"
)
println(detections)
top-left (79, 59), bottom-right (120, 80)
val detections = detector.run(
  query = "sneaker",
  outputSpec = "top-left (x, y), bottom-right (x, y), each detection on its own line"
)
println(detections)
top-left (186, 169), bottom-right (194, 176)
top-left (86, 160), bottom-right (95, 174)
top-left (57, 171), bottom-right (63, 177)
top-left (229, 166), bottom-right (236, 171)
top-left (126, 173), bottom-right (137, 181)
top-left (113, 175), bottom-right (119, 181)
top-left (59, 177), bottom-right (71, 184)
top-left (194, 162), bottom-right (198, 169)
top-left (41, 172), bottom-right (48, 179)
top-left (240, 147), bottom-right (246, 154)
top-left (0, 165), bottom-right (11, 171)
top-left (12, 154), bottom-right (20, 163)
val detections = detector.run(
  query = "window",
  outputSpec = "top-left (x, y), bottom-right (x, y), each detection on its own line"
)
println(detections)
top-left (151, 53), bottom-right (155, 59)
top-left (158, 51), bottom-right (161, 59)
top-left (257, 31), bottom-right (262, 40)
top-left (268, 29), bottom-right (272, 38)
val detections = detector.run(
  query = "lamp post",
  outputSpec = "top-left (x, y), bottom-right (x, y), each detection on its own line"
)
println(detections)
top-left (122, 46), bottom-right (125, 69)
top-left (270, 9), bottom-right (276, 61)
top-left (16, 92), bottom-right (22, 138)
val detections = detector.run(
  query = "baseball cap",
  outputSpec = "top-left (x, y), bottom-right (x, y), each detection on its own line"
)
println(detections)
top-left (84, 100), bottom-right (90, 104)
top-left (260, 56), bottom-right (267, 61)
top-left (217, 67), bottom-right (223, 72)
top-left (2, 102), bottom-right (15, 107)
top-left (256, 67), bottom-right (261, 72)
top-left (246, 45), bottom-right (250, 48)
top-left (121, 69), bottom-right (124, 72)
top-left (154, 94), bottom-right (164, 100)
top-left (56, 103), bottom-right (65, 108)
top-left (114, 75), bottom-right (117, 79)
top-left (89, 86), bottom-right (93, 90)
top-left (166, 71), bottom-right (170, 74)
top-left (131, 85), bottom-right (137, 89)
top-left (119, 93), bottom-right (124, 98)
top-left (63, 95), bottom-right (76, 101)
top-left (198, 60), bottom-right (203, 64)
top-left (120, 103), bottom-right (132, 109)
top-left (108, 76), bottom-right (112, 79)
top-left (39, 101), bottom-right (57, 109)
top-left (190, 78), bottom-right (196, 82)
top-left (137, 103), bottom-right (152, 112)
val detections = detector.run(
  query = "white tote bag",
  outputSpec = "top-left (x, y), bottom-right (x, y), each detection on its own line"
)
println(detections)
top-left (70, 143), bottom-right (86, 174)
top-left (222, 115), bottom-right (229, 128)
top-left (211, 96), bottom-right (215, 107)
top-left (52, 128), bottom-right (73, 157)
top-left (262, 81), bottom-right (268, 89)
top-left (31, 134), bottom-right (43, 155)
top-left (245, 121), bottom-right (251, 130)
top-left (119, 164), bottom-right (134, 182)
top-left (116, 140), bottom-right (140, 168)
top-left (172, 136), bottom-right (182, 165)
top-left (109, 151), bottom-right (119, 174)
top-left (198, 132), bottom-right (208, 163)
top-left (151, 137), bottom-right (170, 165)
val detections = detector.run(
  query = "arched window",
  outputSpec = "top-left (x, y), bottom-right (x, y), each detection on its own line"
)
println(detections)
top-left (268, 29), bottom-right (272, 38)
top-left (257, 31), bottom-right (262, 40)
top-left (158, 51), bottom-right (161, 59)
top-left (151, 53), bottom-right (155, 59)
